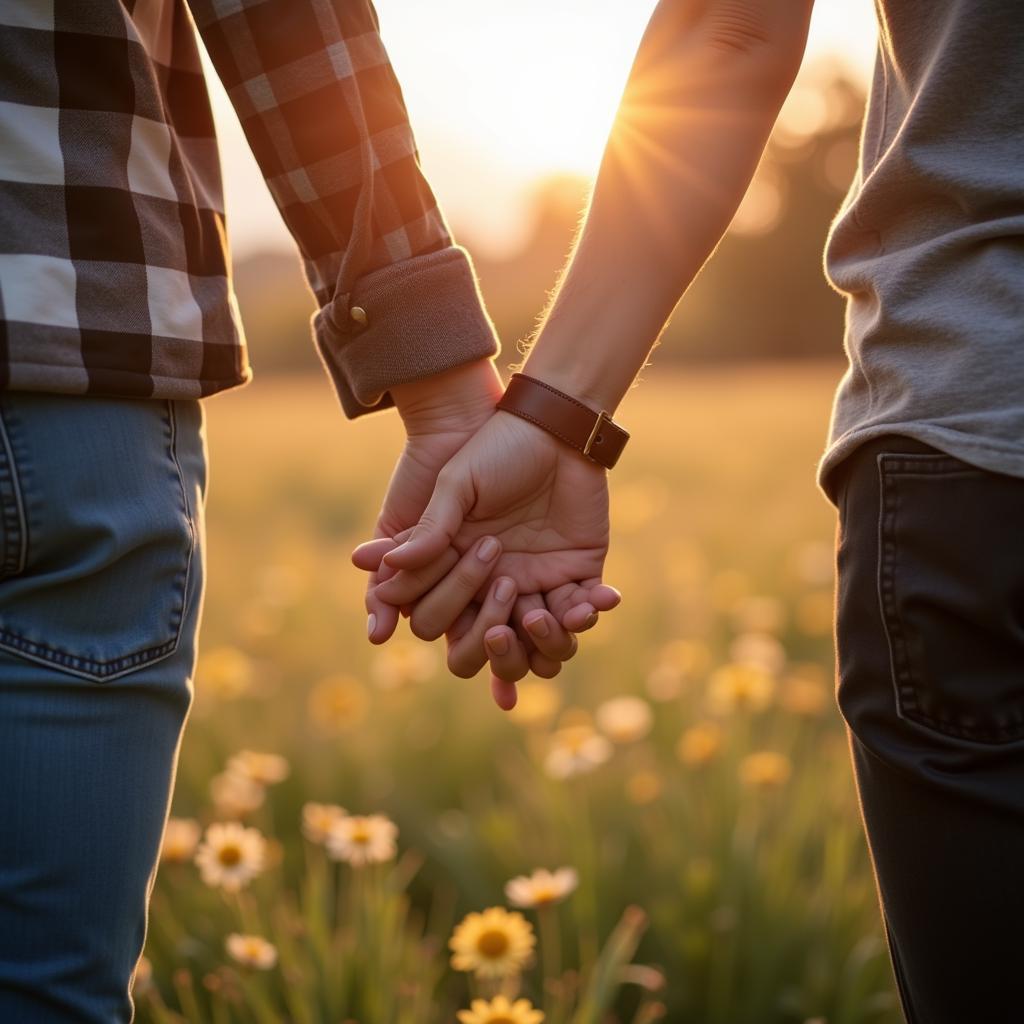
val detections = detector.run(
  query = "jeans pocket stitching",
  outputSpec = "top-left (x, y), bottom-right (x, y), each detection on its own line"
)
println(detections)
top-left (876, 452), bottom-right (1024, 744)
top-left (0, 399), bottom-right (196, 683)
top-left (876, 454), bottom-right (918, 725)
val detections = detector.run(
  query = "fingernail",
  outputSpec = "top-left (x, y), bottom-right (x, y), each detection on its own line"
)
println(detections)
top-left (486, 631), bottom-right (510, 656)
top-left (494, 577), bottom-right (515, 603)
top-left (526, 613), bottom-right (549, 638)
top-left (367, 613), bottom-right (376, 638)
top-left (477, 536), bottom-right (500, 562)
top-left (583, 612), bottom-right (598, 630)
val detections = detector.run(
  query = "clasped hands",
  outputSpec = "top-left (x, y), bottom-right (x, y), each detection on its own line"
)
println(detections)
top-left (350, 359), bottom-right (619, 709)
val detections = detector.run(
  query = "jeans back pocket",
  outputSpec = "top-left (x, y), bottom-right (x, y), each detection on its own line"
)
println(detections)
top-left (0, 394), bottom-right (202, 682)
top-left (878, 451), bottom-right (1024, 743)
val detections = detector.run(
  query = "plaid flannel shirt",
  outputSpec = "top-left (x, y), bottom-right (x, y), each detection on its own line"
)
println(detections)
top-left (0, 0), bottom-right (498, 415)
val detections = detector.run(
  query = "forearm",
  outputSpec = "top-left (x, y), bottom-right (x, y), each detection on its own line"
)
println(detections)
top-left (524, 0), bottom-right (813, 412)
top-left (191, 0), bottom-right (499, 419)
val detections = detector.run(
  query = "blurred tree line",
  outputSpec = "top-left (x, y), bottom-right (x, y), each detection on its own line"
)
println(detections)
top-left (234, 68), bottom-right (864, 377)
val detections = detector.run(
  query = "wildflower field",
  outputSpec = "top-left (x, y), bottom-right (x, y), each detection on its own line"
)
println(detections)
top-left (137, 362), bottom-right (901, 1024)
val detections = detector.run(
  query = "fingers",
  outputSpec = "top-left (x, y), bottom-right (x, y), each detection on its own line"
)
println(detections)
top-left (383, 468), bottom-right (471, 571)
top-left (357, 530), bottom-right (414, 644)
top-left (547, 578), bottom-right (622, 632)
top-left (446, 575), bottom-right (525, 680)
top-left (375, 546), bottom-right (461, 611)
top-left (483, 624), bottom-right (531, 684)
top-left (520, 608), bottom-right (577, 662)
top-left (507, 595), bottom-right (575, 679)
top-left (491, 673), bottom-right (518, 711)
top-left (407, 537), bottom-right (503, 641)
top-left (351, 527), bottom-right (413, 572)
top-left (352, 536), bottom-right (395, 572)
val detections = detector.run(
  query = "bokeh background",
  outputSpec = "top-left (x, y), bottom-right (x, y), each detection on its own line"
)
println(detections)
top-left (138, 4), bottom-right (904, 1022)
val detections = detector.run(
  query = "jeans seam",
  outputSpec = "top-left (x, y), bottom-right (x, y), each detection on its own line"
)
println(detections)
top-left (0, 399), bottom-right (27, 578)
top-left (877, 454), bottom-right (913, 724)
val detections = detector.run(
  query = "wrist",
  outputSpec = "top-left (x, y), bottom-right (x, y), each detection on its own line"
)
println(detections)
top-left (391, 359), bottom-right (503, 436)
top-left (496, 372), bottom-right (630, 470)
top-left (521, 318), bottom-right (633, 414)
top-left (518, 359), bottom-right (612, 414)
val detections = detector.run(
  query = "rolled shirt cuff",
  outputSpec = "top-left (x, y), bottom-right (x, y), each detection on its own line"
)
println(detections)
top-left (313, 245), bottom-right (500, 419)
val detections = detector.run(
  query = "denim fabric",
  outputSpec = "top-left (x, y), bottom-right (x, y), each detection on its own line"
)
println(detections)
top-left (0, 393), bottom-right (206, 1022)
top-left (833, 433), bottom-right (1024, 1023)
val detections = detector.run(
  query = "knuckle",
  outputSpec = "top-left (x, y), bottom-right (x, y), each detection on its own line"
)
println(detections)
top-left (454, 564), bottom-right (483, 593)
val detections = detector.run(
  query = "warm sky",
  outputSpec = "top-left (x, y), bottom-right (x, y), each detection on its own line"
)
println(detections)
top-left (205, 1), bottom-right (879, 261)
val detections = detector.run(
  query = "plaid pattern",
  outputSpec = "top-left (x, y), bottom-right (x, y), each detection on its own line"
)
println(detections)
top-left (0, 0), bottom-right (456, 400)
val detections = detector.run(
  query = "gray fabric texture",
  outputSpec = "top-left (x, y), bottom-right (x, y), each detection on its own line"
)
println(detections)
top-left (818, 0), bottom-right (1024, 503)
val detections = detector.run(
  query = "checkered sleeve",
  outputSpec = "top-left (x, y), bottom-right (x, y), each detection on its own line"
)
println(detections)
top-left (188, 0), bottom-right (499, 417)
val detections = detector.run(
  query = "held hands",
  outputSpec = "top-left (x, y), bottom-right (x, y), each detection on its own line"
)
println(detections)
top-left (352, 364), bottom-right (619, 709)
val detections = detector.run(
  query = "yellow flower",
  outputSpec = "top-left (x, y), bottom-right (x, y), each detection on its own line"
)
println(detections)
top-left (595, 696), bottom-right (653, 744)
top-left (457, 995), bottom-right (544, 1024)
top-left (197, 646), bottom-right (254, 700)
top-left (371, 641), bottom-right (438, 690)
top-left (209, 769), bottom-right (265, 818)
top-left (505, 867), bottom-right (578, 908)
top-left (626, 769), bottom-right (664, 805)
top-left (160, 817), bottom-right (201, 863)
top-left (225, 933), bottom-right (278, 970)
top-left (301, 801), bottom-right (347, 844)
top-left (543, 725), bottom-right (613, 779)
top-left (739, 751), bottom-right (792, 789)
top-left (507, 681), bottom-right (561, 727)
top-left (307, 674), bottom-right (369, 733)
top-left (706, 663), bottom-right (775, 715)
top-left (450, 907), bottom-right (535, 979)
top-left (676, 722), bottom-right (724, 766)
top-left (325, 814), bottom-right (398, 866)
top-left (194, 822), bottom-right (267, 892)
top-left (226, 750), bottom-right (290, 785)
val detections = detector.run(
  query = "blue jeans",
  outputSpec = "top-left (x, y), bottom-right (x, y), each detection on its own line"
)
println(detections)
top-left (0, 393), bottom-right (206, 1022)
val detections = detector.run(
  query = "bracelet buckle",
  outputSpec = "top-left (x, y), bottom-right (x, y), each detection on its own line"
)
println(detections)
top-left (583, 410), bottom-right (613, 459)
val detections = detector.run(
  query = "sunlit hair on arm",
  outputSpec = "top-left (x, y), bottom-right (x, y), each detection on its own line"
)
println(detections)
top-left (518, 0), bottom-right (816, 411)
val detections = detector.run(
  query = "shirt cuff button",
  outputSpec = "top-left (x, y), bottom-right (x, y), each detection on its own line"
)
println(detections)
top-left (349, 306), bottom-right (368, 326)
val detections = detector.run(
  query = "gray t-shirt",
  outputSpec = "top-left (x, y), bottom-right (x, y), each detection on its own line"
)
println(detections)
top-left (818, 0), bottom-right (1024, 504)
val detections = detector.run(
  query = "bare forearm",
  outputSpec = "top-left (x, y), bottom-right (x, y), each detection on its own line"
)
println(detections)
top-left (524, 0), bottom-right (813, 412)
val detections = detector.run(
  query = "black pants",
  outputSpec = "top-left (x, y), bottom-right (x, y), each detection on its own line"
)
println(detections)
top-left (831, 434), bottom-right (1024, 1023)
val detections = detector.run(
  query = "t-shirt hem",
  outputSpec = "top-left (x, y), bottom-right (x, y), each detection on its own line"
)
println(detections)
top-left (817, 423), bottom-right (1024, 507)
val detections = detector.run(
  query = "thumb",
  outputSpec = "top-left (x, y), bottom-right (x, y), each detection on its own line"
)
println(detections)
top-left (382, 468), bottom-right (471, 570)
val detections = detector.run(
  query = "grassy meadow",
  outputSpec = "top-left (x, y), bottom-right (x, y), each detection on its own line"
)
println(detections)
top-left (136, 362), bottom-right (901, 1024)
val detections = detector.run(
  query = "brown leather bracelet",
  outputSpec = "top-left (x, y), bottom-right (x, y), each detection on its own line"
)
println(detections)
top-left (495, 372), bottom-right (629, 470)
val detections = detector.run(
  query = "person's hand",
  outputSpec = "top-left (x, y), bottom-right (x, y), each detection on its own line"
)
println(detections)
top-left (355, 529), bottom-right (616, 707)
top-left (368, 407), bottom-right (620, 702)
top-left (365, 360), bottom-right (504, 645)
